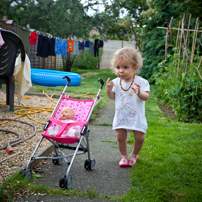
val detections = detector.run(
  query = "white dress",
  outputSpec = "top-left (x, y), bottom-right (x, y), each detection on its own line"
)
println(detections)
top-left (112, 75), bottom-right (150, 133)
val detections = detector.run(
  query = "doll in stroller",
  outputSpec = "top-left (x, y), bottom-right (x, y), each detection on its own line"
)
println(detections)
top-left (20, 76), bottom-right (104, 189)
top-left (48, 107), bottom-right (80, 139)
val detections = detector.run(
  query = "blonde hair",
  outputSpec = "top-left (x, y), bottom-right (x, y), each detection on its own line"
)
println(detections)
top-left (111, 47), bottom-right (143, 70)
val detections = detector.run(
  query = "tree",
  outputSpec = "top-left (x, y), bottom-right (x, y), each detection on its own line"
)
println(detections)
top-left (3, 0), bottom-right (96, 38)
top-left (2, 0), bottom-right (107, 72)
top-left (0, 0), bottom-right (15, 20)
top-left (99, 0), bottom-right (149, 50)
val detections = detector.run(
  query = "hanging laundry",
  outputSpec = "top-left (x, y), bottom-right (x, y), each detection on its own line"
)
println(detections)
top-left (84, 40), bottom-right (90, 48)
top-left (89, 41), bottom-right (94, 54)
top-left (49, 37), bottom-right (56, 56)
top-left (67, 40), bottom-right (74, 52)
top-left (61, 39), bottom-right (67, 57)
top-left (99, 40), bottom-right (104, 48)
top-left (55, 38), bottom-right (62, 55)
top-left (79, 41), bottom-right (84, 50)
top-left (94, 39), bottom-right (99, 57)
top-left (74, 40), bottom-right (79, 55)
top-left (36, 34), bottom-right (50, 58)
top-left (29, 31), bottom-right (38, 45)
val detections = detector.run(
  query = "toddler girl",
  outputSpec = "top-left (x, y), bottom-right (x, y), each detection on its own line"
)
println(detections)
top-left (106, 47), bottom-right (150, 167)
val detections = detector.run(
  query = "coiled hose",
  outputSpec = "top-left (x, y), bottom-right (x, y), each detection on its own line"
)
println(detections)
top-left (0, 91), bottom-right (55, 153)
top-left (0, 118), bottom-right (36, 154)
top-left (0, 91), bottom-right (96, 154)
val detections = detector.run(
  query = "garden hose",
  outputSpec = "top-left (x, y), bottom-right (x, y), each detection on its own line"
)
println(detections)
top-left (0, 91), bottom-right (97, 154)
top-left (0, 91), bottom-right (97, 124)
top-left (0, 119), bottom-right (36, 154)
top-left (0, 91), bottom-right (56, 124)
top-left (0, 91), bottom-right (55, 153)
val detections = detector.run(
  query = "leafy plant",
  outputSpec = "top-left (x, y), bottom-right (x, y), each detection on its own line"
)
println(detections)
top-left (63, 53), bottom-right (76, 72)
top-left (153, 51), bottom-right (202, 123)
top-left (74, 48), bottom-right (103, 70)
top-left (171, 76), bottom-right (202, 122)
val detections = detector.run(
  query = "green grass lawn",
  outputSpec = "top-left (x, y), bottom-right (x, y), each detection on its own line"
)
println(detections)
top-left (119, 85), bottom-right (202, 202)
top-left (0, 69), bottom-right (201, 201)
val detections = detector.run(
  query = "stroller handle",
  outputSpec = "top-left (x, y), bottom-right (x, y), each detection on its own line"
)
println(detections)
top-left (97, 78), bottom-right (104, 89)
top-left (63, 76), bottom-right (71, 86)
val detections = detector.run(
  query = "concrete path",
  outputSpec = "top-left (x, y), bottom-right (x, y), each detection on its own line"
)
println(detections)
top-left (15, 100), bottom-right (132, 202)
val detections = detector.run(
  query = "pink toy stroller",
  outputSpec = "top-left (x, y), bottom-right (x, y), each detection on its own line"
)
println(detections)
top-left (20, 76), bottom-right (104, 189)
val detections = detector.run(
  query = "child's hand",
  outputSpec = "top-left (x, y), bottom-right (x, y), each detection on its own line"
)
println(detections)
top-left (131, 82), bottom-right (140, 95)
top-left (106, 78), bottom-right (115, 100)
top-left (132, 82), bottom-right (149, 101)
top-left (106, 78), bottom-right (114, 91)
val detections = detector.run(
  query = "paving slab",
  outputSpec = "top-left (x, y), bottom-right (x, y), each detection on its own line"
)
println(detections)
top-left (29, 140), bottom-right (130, 195)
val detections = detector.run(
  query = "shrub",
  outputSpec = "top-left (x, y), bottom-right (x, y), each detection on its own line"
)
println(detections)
top-left (74, 48), bottom-right (103, 70)
top-left (153, 53), bottom-right (202, 123)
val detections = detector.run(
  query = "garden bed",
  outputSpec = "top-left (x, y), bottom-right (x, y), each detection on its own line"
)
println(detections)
top-left (159, 103), bottom-right (176, 119)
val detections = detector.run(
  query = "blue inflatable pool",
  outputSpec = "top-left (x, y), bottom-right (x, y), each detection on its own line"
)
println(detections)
top-left (31, 69), bottom-right (81, 86)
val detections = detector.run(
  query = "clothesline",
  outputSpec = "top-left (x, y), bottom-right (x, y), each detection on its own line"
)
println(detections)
top-left (16, 25), bottom-right (105, 59)
top-left (33, 33), bottom-right (104, 58)
top-left (18, 24), bottom-right (103, 41)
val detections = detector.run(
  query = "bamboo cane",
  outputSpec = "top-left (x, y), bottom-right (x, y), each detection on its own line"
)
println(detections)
top-left (174, 21), bottom-right (181, 59)
top-left (183, 14), bottom-right (191, 61)
top-left (184, 14), bottom-right (191, 77)
top-left (191, 17), bottom-right (199, 63)
top-left (177, 15), bottom-right (185, 76)
top-left (164, 17), bottom-right (173, 60)
top-left (182, 20), bottom-right (202, 79)
top-left (157, 27), bottom-right (202, 33)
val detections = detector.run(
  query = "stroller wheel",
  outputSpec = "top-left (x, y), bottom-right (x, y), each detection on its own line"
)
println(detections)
top-left (65, 175), bottom-right (72, 189)
top-left (59, 175), bottom-right (72, 189)
top-left (52, 153), bottom-right (63, 165)
top-left (24, 169), bottom-right (32, 181)
top-left (84, 158), bottom-right (96, 171)
top-left (19, 168), bottom-right (32, 181)
top-left (59, 175), bottom-right (66, 188)
top-left (19, 168), bottom-right (26, 177)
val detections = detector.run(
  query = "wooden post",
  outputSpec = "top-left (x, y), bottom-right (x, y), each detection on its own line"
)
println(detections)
top-left (184, 14), bottom-right (191, 77)
top-left (177, 14), bottom-right (185, 77)
top-left (174, 21), bottom-right (181, 58)
top-left (157, 27), bottom-right (202, 33)
top-left (180, 15), bottom-right (185, 71)
top-left (191, 17), bottom-right (199, 63)
top-left (164, 17), bottom-right (173, 60)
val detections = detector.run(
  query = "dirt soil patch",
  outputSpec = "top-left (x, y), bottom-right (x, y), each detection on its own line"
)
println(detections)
top-left (0, 91), bottom-right (58, 185)
top-left (160, 104), bottom-right (176, 118)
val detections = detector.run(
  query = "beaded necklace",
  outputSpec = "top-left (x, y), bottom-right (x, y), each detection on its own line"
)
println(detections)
top-left (120, 74), bottom-right (135, 92)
